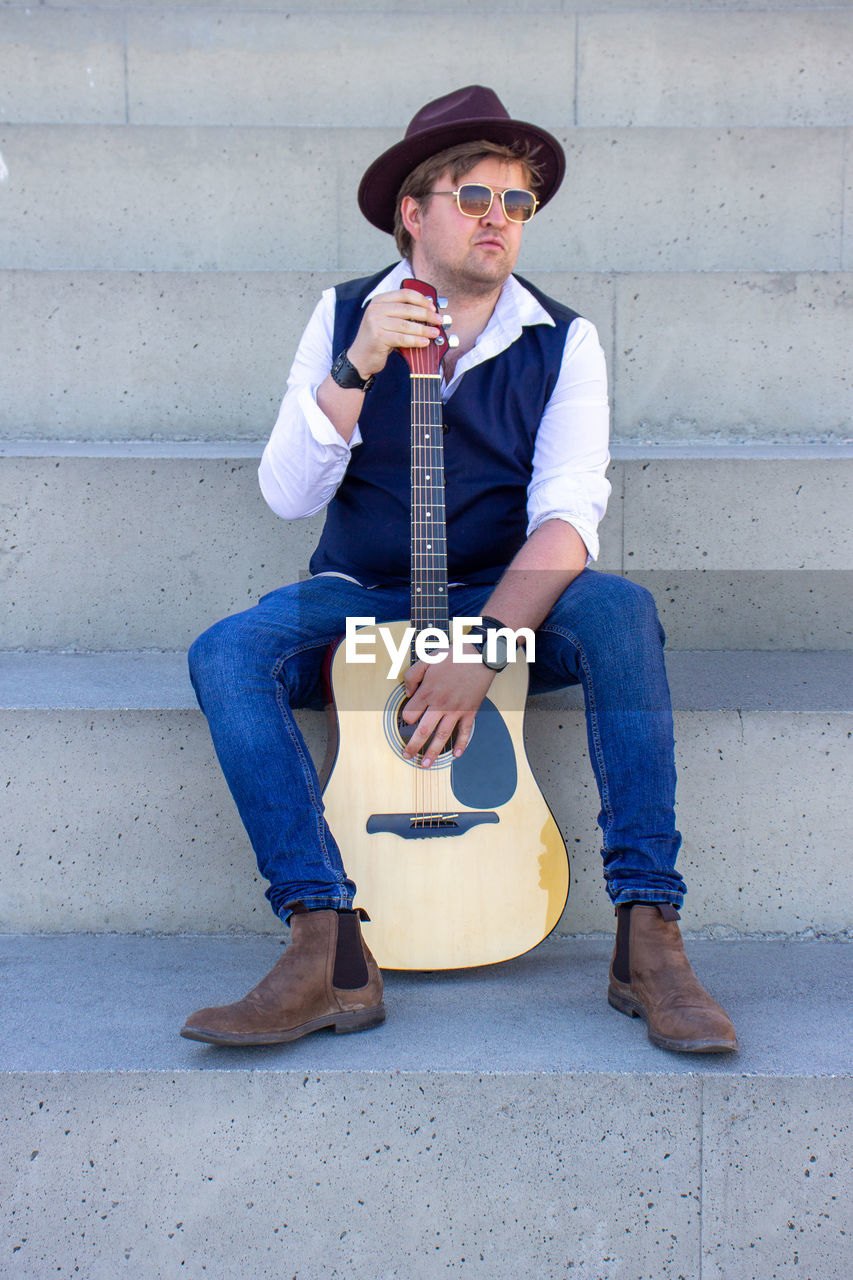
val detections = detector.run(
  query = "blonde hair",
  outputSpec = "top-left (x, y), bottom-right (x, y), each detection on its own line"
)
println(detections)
top-left (392, 139), bottom-right (543, 259)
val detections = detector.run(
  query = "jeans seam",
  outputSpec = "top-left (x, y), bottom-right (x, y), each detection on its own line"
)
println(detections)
top-left (272, 636), bottom-right (346, 887)
top-left (539, 617), bottom-right (684, 907)
top-left (537, 623), bottom-right (615, 850)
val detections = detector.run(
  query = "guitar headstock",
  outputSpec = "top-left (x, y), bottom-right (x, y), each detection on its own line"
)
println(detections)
top-left (398, 278), bottom-right (455, 376)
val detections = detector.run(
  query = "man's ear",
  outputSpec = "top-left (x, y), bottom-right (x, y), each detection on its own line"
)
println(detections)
top-left (399, 195), bottom-right (422, 245)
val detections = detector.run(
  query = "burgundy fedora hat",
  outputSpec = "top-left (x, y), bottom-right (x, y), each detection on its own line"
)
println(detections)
top-left (358, 85), bottom-right (565, 235)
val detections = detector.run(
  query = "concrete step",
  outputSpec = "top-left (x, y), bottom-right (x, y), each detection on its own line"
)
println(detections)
top-left (3, 0), bottom-right (848, 10)
top-left (2, 7), bottom-right (850, 128)
top-left (2, 269), bottom-right (850, 444)
top-left (2, 933), bottom-right (850, 1278)
top-left (2, 443), bottom-right (850, 651)
top-left (1, 650), bottom-right (851, 936)
top-left (0, 123), bottom-right (846, 272)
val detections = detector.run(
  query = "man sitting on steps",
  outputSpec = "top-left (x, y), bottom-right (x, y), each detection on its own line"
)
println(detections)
top-left (181, 85), bottom-right (737, 1056)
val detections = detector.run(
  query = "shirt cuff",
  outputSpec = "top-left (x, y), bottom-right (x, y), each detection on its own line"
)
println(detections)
top-left (297, 384), bottom-right (363, 451)
top-left (526, 511), bottom-right (600, 563)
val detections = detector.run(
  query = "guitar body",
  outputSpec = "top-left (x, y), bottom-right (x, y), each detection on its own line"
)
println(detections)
top-left (322, 619), bottom-right (570, 970)
top-left (319, 278), bottom-right (570, 969)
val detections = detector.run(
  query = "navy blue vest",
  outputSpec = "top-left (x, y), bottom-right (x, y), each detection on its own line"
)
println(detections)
top-left (309, 267), bottom-right (581, 586)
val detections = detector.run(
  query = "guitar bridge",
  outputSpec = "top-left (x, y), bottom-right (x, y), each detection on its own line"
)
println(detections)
top-left (366, 811), bottom-right (499, 839)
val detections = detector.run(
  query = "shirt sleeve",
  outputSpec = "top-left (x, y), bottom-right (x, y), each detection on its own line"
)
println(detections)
top-left (258, 288), bottom-right (364, 519)
top-left (526, 317), bottom-right (611, 561)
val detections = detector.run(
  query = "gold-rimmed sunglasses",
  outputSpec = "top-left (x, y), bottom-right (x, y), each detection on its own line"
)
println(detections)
top-left (429, 182), bottom-right (540, 224)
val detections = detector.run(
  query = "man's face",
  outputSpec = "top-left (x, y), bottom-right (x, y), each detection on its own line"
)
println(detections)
top-left (404, 156), bottom-right (530, 297)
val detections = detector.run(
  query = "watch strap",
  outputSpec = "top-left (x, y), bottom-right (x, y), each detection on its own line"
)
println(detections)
top-left (470, 616), bottom-right (512, 672)
top-left (330, 349), bottom-right (375, 393)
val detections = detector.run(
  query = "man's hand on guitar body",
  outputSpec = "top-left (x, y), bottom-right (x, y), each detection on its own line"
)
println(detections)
top-left (401, 646), bottom-right (496, 769)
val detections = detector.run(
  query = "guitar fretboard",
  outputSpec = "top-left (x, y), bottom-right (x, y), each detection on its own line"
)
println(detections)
top-left (410, 372), bottom-right (449, 638)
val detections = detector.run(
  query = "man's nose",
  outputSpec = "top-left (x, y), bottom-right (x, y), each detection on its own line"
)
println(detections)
top-left (482, 193), bottom-right (508, 226)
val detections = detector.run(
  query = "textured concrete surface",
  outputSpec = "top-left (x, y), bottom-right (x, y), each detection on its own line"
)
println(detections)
top-left (577, 11), bottom-right (853, 127)
top-left (611, 272), bottom-right (853, 441)
top-left (0, 454), bottom-right (323, 649)
top-left (628, 571), bottom-right (853, 650)
top-left (1, 937), bottom-right (850, 1279)
top-left (2, 451), bottom-right (849, 649)
top-left (5, 0), bottom-right (850, 8)
top-left (5, 7), bottom-right (851, 128)
top-left (620, 457), bottom-right (851, 569)
top-left (0, 125), bottom-right (845, 272)
top-left (123, 11), bottom-right (575, 127)
top-left (0, 125), bottom-right (344, 272)
top-left (0, 8), bottom-right (125, 124)
top-left (2, 653), bottom-right (851, 935)
top-left (0, 1070), bottom-right (703, 1280)
top-left (840, 153), bottom-right (845, 271)
top-left (700, 1077), bottom-right (851, 1280)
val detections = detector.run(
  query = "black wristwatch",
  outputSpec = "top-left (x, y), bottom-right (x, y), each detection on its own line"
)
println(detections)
top-left (470, 616), bottom-right (513, 672)
top-left (330, 349), bottom-right (375, 393)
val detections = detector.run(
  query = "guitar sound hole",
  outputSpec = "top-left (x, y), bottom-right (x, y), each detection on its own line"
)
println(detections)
top-left (396, 699), bottom-right (457, 758)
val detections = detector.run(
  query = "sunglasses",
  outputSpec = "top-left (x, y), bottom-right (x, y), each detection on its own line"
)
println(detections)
top-left (430, 183), bottom-right (539, 224)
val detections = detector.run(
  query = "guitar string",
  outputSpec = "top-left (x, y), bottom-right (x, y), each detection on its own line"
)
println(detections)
top-left (411, 347), bottom-right (423, 825)
top-left (411, 341), bottom-right (451, 824)
top-left (412, 345), bottom-right (431, 824)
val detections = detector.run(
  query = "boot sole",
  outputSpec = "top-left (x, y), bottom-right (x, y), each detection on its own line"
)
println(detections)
top-left (180, 1002), bottom-right (386, 1047)
top-left (608, 986), bottom-right (738, 1054)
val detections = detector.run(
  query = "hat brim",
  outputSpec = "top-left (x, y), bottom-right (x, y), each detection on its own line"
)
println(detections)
top-left (358, 116), bottom-right (565, 235)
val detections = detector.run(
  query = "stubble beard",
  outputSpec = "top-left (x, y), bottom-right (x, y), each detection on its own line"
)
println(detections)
top-left (428, 247), bottom-right (516, 303)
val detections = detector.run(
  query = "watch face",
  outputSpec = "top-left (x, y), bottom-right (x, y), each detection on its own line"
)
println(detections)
top-left (482, 632), bottom-right (510, 671)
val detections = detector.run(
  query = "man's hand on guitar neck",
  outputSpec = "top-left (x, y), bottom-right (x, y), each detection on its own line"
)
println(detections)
top-left (349, 288), bottom-right (442, 378)
top-left (317, 289), bottom-right (442, 445)
top-left (400, 645), bottom-right (496, 769)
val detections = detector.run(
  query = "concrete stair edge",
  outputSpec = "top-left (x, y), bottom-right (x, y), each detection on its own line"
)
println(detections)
top-left (4, 934), bottom-right (850, 1280)
top-left (2, 933), bottom-right (850, 1077)
top-left (2, 648), bottom-right (852, 714)
top-left (4, 439), bottom-right (853, 459)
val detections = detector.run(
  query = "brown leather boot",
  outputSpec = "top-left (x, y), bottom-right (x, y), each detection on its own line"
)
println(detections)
top-left (180, 908), bottom-right (385, 1046)
top-left (607, 903), bottom-right (738, 1053)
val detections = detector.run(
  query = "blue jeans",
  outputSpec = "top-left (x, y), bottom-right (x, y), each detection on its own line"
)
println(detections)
top-left (188, 570), bottom-right (686, 921)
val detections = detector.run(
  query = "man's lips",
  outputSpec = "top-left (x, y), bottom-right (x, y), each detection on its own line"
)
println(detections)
top-left (473, 237), bottom-right (506, 251)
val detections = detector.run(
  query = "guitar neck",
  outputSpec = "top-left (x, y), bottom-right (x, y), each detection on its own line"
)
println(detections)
top-left (410, 370), bottom-right (450, 636)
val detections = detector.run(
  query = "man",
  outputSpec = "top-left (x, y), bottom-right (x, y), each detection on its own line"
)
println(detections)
top-left (182, 86), bottom-right (737, 1055)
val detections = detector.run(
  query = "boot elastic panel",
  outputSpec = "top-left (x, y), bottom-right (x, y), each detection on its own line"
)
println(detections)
top-left (332, 910), bottom-right (370, 989)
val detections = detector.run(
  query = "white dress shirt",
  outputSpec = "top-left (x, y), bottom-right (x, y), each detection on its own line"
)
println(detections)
top-left (259, 262), bottom-right (611, 563)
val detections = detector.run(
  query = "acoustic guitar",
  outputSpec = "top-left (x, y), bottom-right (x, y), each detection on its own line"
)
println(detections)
top-left (322, 278), bottom-right (570, 969)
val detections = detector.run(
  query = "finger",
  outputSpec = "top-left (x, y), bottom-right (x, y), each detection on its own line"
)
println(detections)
top-left (379, 312), bottom-right (441, 336)
top-left (396, 289), bottom-right (439, 313)
top-left (421, 714), bottom-right (458, 768)
top-left (372, 298), bottom-right (438, 325)
top-left (402, 708), bottom-right (441, 759)
top-left (452, 715), bottom-right (476, 758)
top-left (403, 661), bottom-right (426, 699)
top-left (382, 323), bottom-right (440, 349)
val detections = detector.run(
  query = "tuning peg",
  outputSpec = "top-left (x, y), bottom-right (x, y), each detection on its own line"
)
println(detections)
top-left (441, 314), bottom-right (452, 328)
top-left (447, 335), bottom-right (460, 349)
top-left (437, 296), bottom-right (448, 310)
